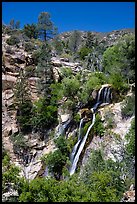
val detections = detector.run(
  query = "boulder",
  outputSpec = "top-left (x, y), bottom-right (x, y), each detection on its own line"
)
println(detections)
top-left (24, 160), bottom-right (43, 180)
top-left (61, 114), bottom-right (71, 123)
top-left (92, 89), bottom-right (98, 99)
top-left (2, 74), bottom-right (16, 90)
top-left (53, 67), bottom-right (60, 82)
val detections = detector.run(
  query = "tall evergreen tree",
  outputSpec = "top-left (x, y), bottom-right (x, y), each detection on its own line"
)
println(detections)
top-left (15, 20), bottom-right (20, 29)
top-left (36, 42), bottom-right (54, 98)
top-left (23, 23), bottom-right (38, 39)
top-left (9, 19), bottom-right (15, 29)
top-left (14, 68), bottom-right (33, 133)
top-left (68, 30), bottom-right (81, 53)
top-left (37, 12), bottom-right (57, 41)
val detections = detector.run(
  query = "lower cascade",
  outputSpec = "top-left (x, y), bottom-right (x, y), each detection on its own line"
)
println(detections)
top-left (69, 113), bottom-right (95, 175)
top-left (69, 85), bottom-right (112, 175)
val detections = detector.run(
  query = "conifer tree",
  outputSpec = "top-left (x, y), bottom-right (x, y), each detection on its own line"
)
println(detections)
top-left (37, 12), bottom-right (57, 41)
top-left (9, 19), bottom-right (15, 29)
top-left (36, 42), bottom-right (54, 98)
top-left (14, 68), bottom-right (33, 133)
top-left (68, 30), bottom-right (81, 53)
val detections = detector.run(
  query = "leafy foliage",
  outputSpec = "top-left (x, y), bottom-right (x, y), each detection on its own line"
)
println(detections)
top-left (42, 136), bottom-right (70, 180)
top-left (36, 42), bottom-right (53, 97)
top-left (103, 34), bottom-right (135, 84)
top-left (6, 35), bottom-right (20, 45)
top-left (23, 23), bottom-right (38, 39)
top-left (68, 30), bottom-right (81, 53)
top-left (37, 12), bottom-right (57, 41)
top-left (62, 76), bottom-right (80, 98)
top-left (78, 46), bottom-right (91, 60)
top-left (125, 118), bottom-right (135, 157)
top-left (32, 96), bottom-right (58, 134)
top-left (13, 69), bottom-right (33, 133)
top-left (24, 42), bottom-right (36, 52)
top-left (121, 94), bottom-right (135, 119)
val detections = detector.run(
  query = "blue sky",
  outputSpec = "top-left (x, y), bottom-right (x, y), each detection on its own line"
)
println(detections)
top-left (2, 2), bottom-right (135, 33)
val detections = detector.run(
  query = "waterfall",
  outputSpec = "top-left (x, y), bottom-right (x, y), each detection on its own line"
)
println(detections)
top-left (69, 113), bottom-right (95, 175)
top-left (70, 139), bottom-right (81, 163)
top-left (106, 87), bottom-right (111, 103)
top-left (70, 118), bottom-right (84, 163)
top-left (103, 87), bottom-right (108, 102)
top-left (97, 86), bottom-right (104, 102)
top-left (78, 118), bottom-right (84, 140)
top-left (69, 85), bottom-right (112, 176)
top-left (56, 119), bottom-right (71, 138)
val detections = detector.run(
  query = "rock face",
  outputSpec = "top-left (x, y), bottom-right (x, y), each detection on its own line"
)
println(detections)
top-left (2, 29), bottom-right (134, 185)
top-left (80, 101), bottom-right (134, 170)
top-left (121, 184), bottom-right (135, 202)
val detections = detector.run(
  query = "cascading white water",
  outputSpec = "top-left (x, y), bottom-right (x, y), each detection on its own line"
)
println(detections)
top-left (103, 87), bottom-right (108, 102)
top-left (106, 87), bottom-right (110, 103)
top-left (69, 113), bottom-right (95, 175)
top-left (69, 86), bottom-right (112, 176)
top-left (56, 119), bottom-right (71, 138)
top-left (78, 118), bottom-right (84, 140)
top-left (70, 118), bottom-right (84, 163)
top-left (97, 86), bottom-right (104, 102)
top-left (70, 139), bottom-right (81, 163)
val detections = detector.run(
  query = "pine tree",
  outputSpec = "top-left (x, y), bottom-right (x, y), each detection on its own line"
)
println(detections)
top-left (23, 23), bottom-right (38, 39)
top-left (13, 68), bottom-right (33, 133)
top-left (15, 21), bottom-right (20, 29)
top-left (36, 42), bottom-right (54, 98)
top-left (37, 12), bottom-right (57, 41)
top-left (9, 19), bottom-right (15, 29)
top-left (68, 30), bottom-right (81, 53)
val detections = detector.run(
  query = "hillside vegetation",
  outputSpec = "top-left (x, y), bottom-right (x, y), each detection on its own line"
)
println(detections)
top-left (2, 12), bottom-right (135, 202)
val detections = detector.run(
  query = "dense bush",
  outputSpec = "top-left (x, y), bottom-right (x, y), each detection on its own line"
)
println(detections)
top-left (25, 65), bottom-right (35, 77)
top-left (121, 94), bottom-right (135, 119)
top-left (93, 113), bottom-right (105, 137)
top-left (103, 34), bottom-right (135, 84)
top-left (60, 67), bottom-right (73, 78)
top-left (24, 42), bottom-right (36, 52)
top-left (10, 133), bottom-right (29, 158)
top-left (42, 136), bottom-right (70, 180)
top-left (6, 35), bottom-right (20, 45)
top-left (80, 150), bottom-right (126, 201)
top-left (78, 46), bottom-right (91, 60)
top-left (32, 97), bottom-right (58, 134)
top-left (125, 118), bottom-right (135, 157)
top-left (31, 49), bottom-right (41, 65)
top-left (62, 77), bottom-right (80, 98)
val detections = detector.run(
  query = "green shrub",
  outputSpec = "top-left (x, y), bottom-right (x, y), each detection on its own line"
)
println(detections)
top-left (60, 53), bottom-right (73, 61)
top-left (93, 113), bottom-right (105, 137)
top-left (60, 67), bottom-right (73, 78)
top-left (121, 94), bottom-right (135, 119)
top-left (10, 133), bottom-right (29, 155)
top-left (6, 35), bottom-right (20, 45)
top-left (25, 65), bottom-right (35, 77)
top-left (24, 42), bottom-right (35, 52)
top-left (104, 110), bottom-right (115, 129)
top-left (31, 49), bottom-right (41, 65)
top-left (125, 118), bottom-right (135, 157)
top-left (78, 46), bottom-right (91, 60)
top-left (32, 97), bottom-right (58, 133)
top-left (62, 77), bottom-right (80, 98)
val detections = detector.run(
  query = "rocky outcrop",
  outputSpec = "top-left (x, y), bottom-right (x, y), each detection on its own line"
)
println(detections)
top-left (52, 57), bottom-right (82, 73)
top-left (81, 101), bottom-right (134, 170)
top-left (121, 184), bottom-right (135, 202)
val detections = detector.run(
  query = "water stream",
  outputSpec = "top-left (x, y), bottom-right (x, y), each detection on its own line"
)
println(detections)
top-left (69, 113), bottom-right (95, 175)
top-left (69, 86), bottom-right (111, 175)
